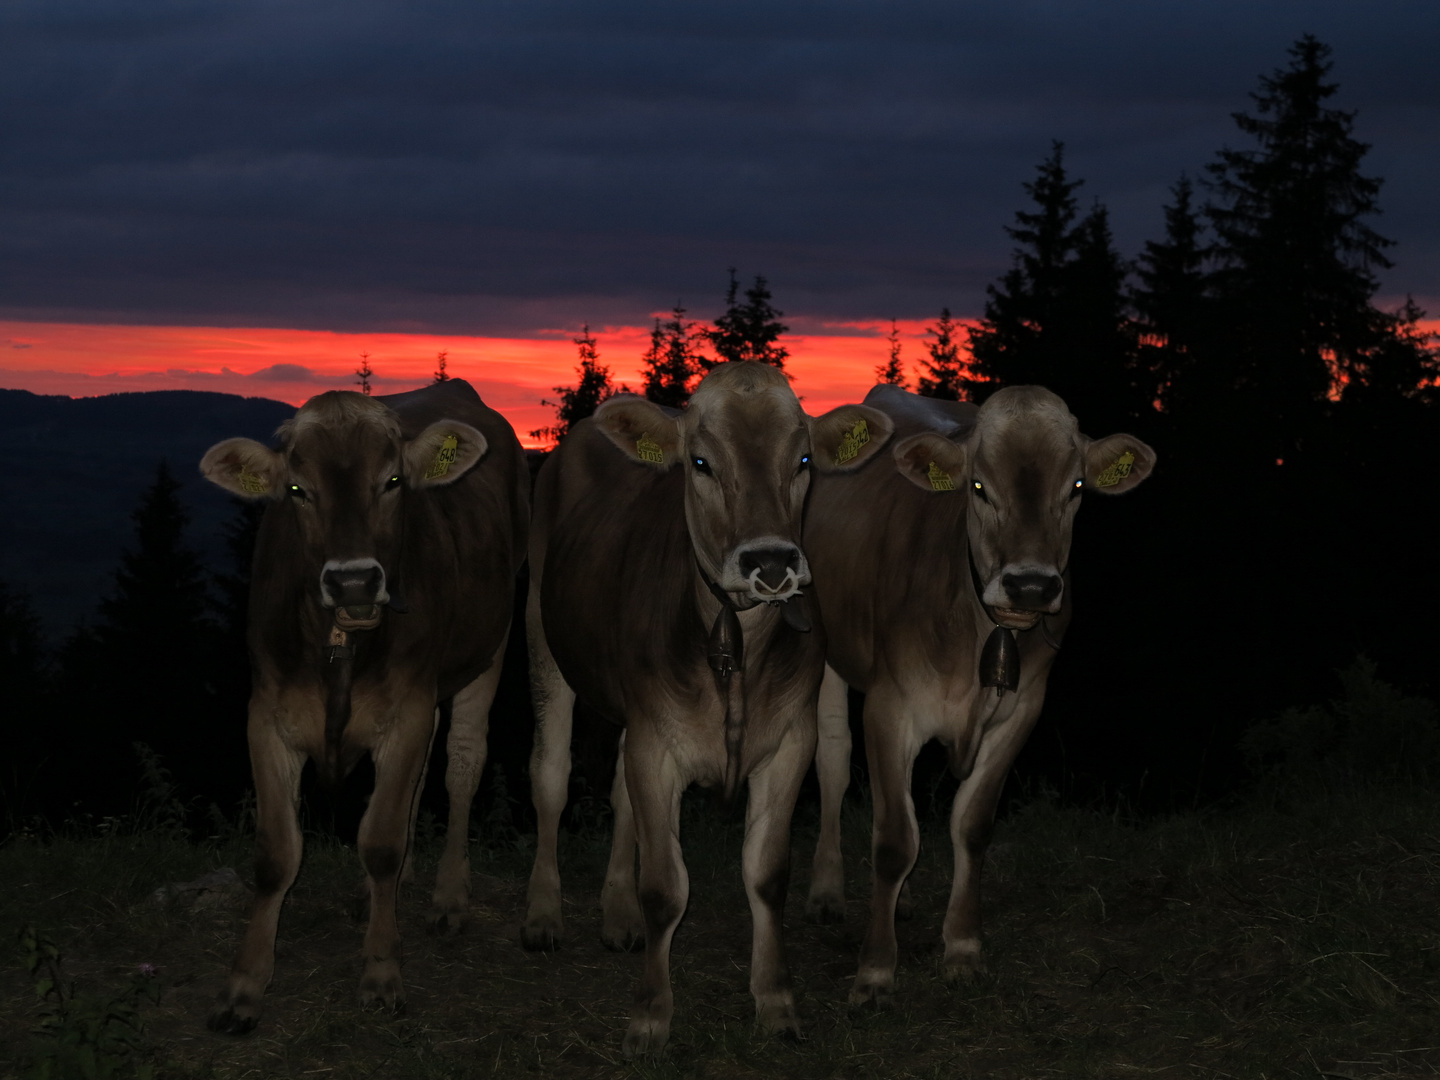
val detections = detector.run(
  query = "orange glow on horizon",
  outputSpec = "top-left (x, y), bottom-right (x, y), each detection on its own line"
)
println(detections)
top-left (0, 319), bottom-right (956, 447)
top-left (8, 318), bottom-right (1432, 447)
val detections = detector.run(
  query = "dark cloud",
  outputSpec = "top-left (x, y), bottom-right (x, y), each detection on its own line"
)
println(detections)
top-left (1, 0), bottom-right (1436, 334)
top-left (248, 363), bottom-right (317, 382)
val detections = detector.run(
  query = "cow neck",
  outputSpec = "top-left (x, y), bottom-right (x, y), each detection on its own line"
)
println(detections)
top-left (965, 545), bottom-right (1060, 699)
top-left (693, 559), bottom-right (810, 807)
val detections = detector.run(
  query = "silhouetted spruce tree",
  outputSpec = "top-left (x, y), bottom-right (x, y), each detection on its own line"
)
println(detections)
top-left (1203, 35), bottom-right (1392, 445)
top-left (531, 326), bottom-right (627, 444)
top-left (965, 142), bottom-right (1081, 397)
top-left (966, 143), bottom-right (1144, 430)
top-left (641, 305), bottom-right (703, 408)
top-left (1062, 203), bottom-right (1147, 429)
top-left (916, 309), bottom-right (966, 400)
top-left (433, 350), bottom-right (450, 382)
top-left (356, 353), bottom-right (374, 395)
top-left (876, 320), bottom-right (907, 387)
top-left (1133, 177), bottom-right (1211, 413)
top-left (704, 269), bottom-right (790, 369)
top-left (56, 462), bottom-right (219, 814)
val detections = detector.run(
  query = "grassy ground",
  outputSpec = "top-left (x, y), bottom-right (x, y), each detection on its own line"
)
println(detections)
top-left (3, 783), bottom-right (1439, 1079)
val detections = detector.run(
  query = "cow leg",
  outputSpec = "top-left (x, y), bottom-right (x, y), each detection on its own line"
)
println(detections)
top-left (744, 718), bottom-right (815, 1038)
top-left (209, 705), bottom-right (306, 1034)
top-left (805, 664), bottom-right (850, 924)
top-left (851, 695), bottom-right (921, 1005)
top-left (523, 587), bottom-right (576, 950)
top-left (601, 729), bottom-right (644, 951)
top-left (941, 698), bottom-right (1042, 983)
top-left (622, 735), bottom-right (686, 1058)
top-left (431, 631), bottom-right (509, 932)
top-left (355, 702), bottom-right (433, 1012)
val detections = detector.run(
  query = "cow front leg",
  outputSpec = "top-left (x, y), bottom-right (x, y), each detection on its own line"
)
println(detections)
top-left (942, 698), bottom-right (1041, 983)
top-left (355, 705), bottom-right (433, 1012)
top-left (622, 738), bottom-right (686, 1058)
top-left (431, 632), bottom-right (508, 932)
top-left (744, 718), bottom-right (816, 1038)
top-left (209, 704), bottom-right (306, 1034)
top-left (805, 665), bottom-right (850, 924)
top-left (851, 698), bottom-right (920, 1005)
top-left (522, 587), bottom-right (576, 950)
top-left (601, 730), bottom-right (644, 951)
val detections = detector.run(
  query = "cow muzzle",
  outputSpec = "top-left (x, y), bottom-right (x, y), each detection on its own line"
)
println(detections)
top-left (723, 539), bottom-right (809, 602)
top-left (320, 558), bottom-right (391, 629)
top-left (984, 566), bottom-right (1063, 628)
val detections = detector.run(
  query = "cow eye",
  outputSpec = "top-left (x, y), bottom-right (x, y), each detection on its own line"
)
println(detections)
top-left (972, 480), bottom-right (988, 502)
top-left (692, 457), bottom-right (712, 476)
top-left (385, 475), bottom-right (402, 491)
top-left (1072, 478), bottom-right (1084, 497)
top-left (799, 454), bottom-right (811, 472)
top-left (288, 484), bottom-right (307, 502)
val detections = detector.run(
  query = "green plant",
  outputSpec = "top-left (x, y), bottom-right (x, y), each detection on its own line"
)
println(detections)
top-left (1242, 657), bottom-right (1440, 789)
top-left (17, 925), bottom-right (161, 1080)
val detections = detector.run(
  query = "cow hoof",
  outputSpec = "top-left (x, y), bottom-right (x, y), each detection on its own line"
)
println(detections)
top-left (521, 918), bottom-right (563, 952)
top-left (804, 891), bottom-right (846, 924)
top-left (622, 1016), bottom-right (670, 1058)
top-left (847, 975), bottom-right (894, 1007)
top-left (426, 907), bottom-right (466, 935)
top-left (600, 925), bottom-right (644, 952)
top-left (357, 962), bottom-right (405, 1013)
top-left (942, 950), bottom-right (988, 984)
top-left (207, 991), bottom-right (260, 1035)
top-left (756, 995), bottom-right (801, 1040)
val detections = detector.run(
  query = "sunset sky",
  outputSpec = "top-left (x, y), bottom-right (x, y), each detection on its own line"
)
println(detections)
top-left (2, 1), bottom-right (1437, 439)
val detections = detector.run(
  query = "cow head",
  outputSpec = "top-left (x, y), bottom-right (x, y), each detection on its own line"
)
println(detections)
top-left (200, 391), bottom-right (487, 626)
top-left (592, 362), bottom-right (893, 605)
top-left (891, 386), bottom-right (1155, 629)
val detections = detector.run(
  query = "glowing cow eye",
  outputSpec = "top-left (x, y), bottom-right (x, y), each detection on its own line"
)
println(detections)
top-left (692, 457), bottom-right (712, 476)
top-left (972, 480), bottom-right (988, 502)
top-left (385, 475), bottom-right (402, 491)
top-left (799, 454), bottom-right (811, 471)
top-left (1072, 478), bottom-right (1084, 495)
top-left (288, 484), bottom-right (306, 501)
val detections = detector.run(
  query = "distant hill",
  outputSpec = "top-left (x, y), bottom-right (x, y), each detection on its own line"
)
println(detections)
top-left (0, 388), bottom-right (295, 637)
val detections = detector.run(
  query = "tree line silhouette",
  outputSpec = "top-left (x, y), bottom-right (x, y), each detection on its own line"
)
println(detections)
top-left (2, 36), bottom-right (1435, 827)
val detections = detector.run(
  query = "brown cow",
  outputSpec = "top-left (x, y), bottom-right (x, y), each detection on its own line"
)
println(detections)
top-left (198, 380), bottom-right (527, 1033)
top-left (801, 383), bottom-right (1154, 1002)
top-left (521, 362), bottom-right (891, 1055)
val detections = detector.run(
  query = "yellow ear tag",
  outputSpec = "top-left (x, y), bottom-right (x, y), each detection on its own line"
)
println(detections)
top-left (425, 434), bottom-right (459, 480)
top-left (237, 466), bottom-right (269, 495)
top-left (834, 418), bottom-right (870, 465)
top-left (635, 433), bottom-right (664, 464)
top-left (927, 461), bottom-right (955, 491)
top-left (1095, 449), bottom-right (1136, 489)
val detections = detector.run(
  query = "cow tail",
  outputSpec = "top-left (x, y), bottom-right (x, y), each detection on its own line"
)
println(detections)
top-left (320, 656), bottom-right (355, 791)
top-left (720, 679), bottom-right (746, 807)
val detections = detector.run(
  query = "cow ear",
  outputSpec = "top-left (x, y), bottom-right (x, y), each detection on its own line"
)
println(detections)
top-left (891, 431), bottom-right (968, 493)
top-left (201, 437), bottom-right (285, 500)
top-left (1084, 434), bottom-right (1156, 495)
top-left (808, 404), bottom-right (893, 472)
top-left (405, 421), bottom-right (488, 488)
top-left (592, 395), bottom-right (681, 469)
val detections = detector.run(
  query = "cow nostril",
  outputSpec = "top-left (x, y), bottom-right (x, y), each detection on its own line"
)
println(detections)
top-left (322, 564), bottom-right (384, 606)
top-left (739, 546), bottom-right (801, 591)
top-left (1001, 572), bottom-right (1062, 607)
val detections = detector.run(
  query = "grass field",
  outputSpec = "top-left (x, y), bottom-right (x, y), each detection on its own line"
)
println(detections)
top-left (4, 779), bottom-right (1439, 1079)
